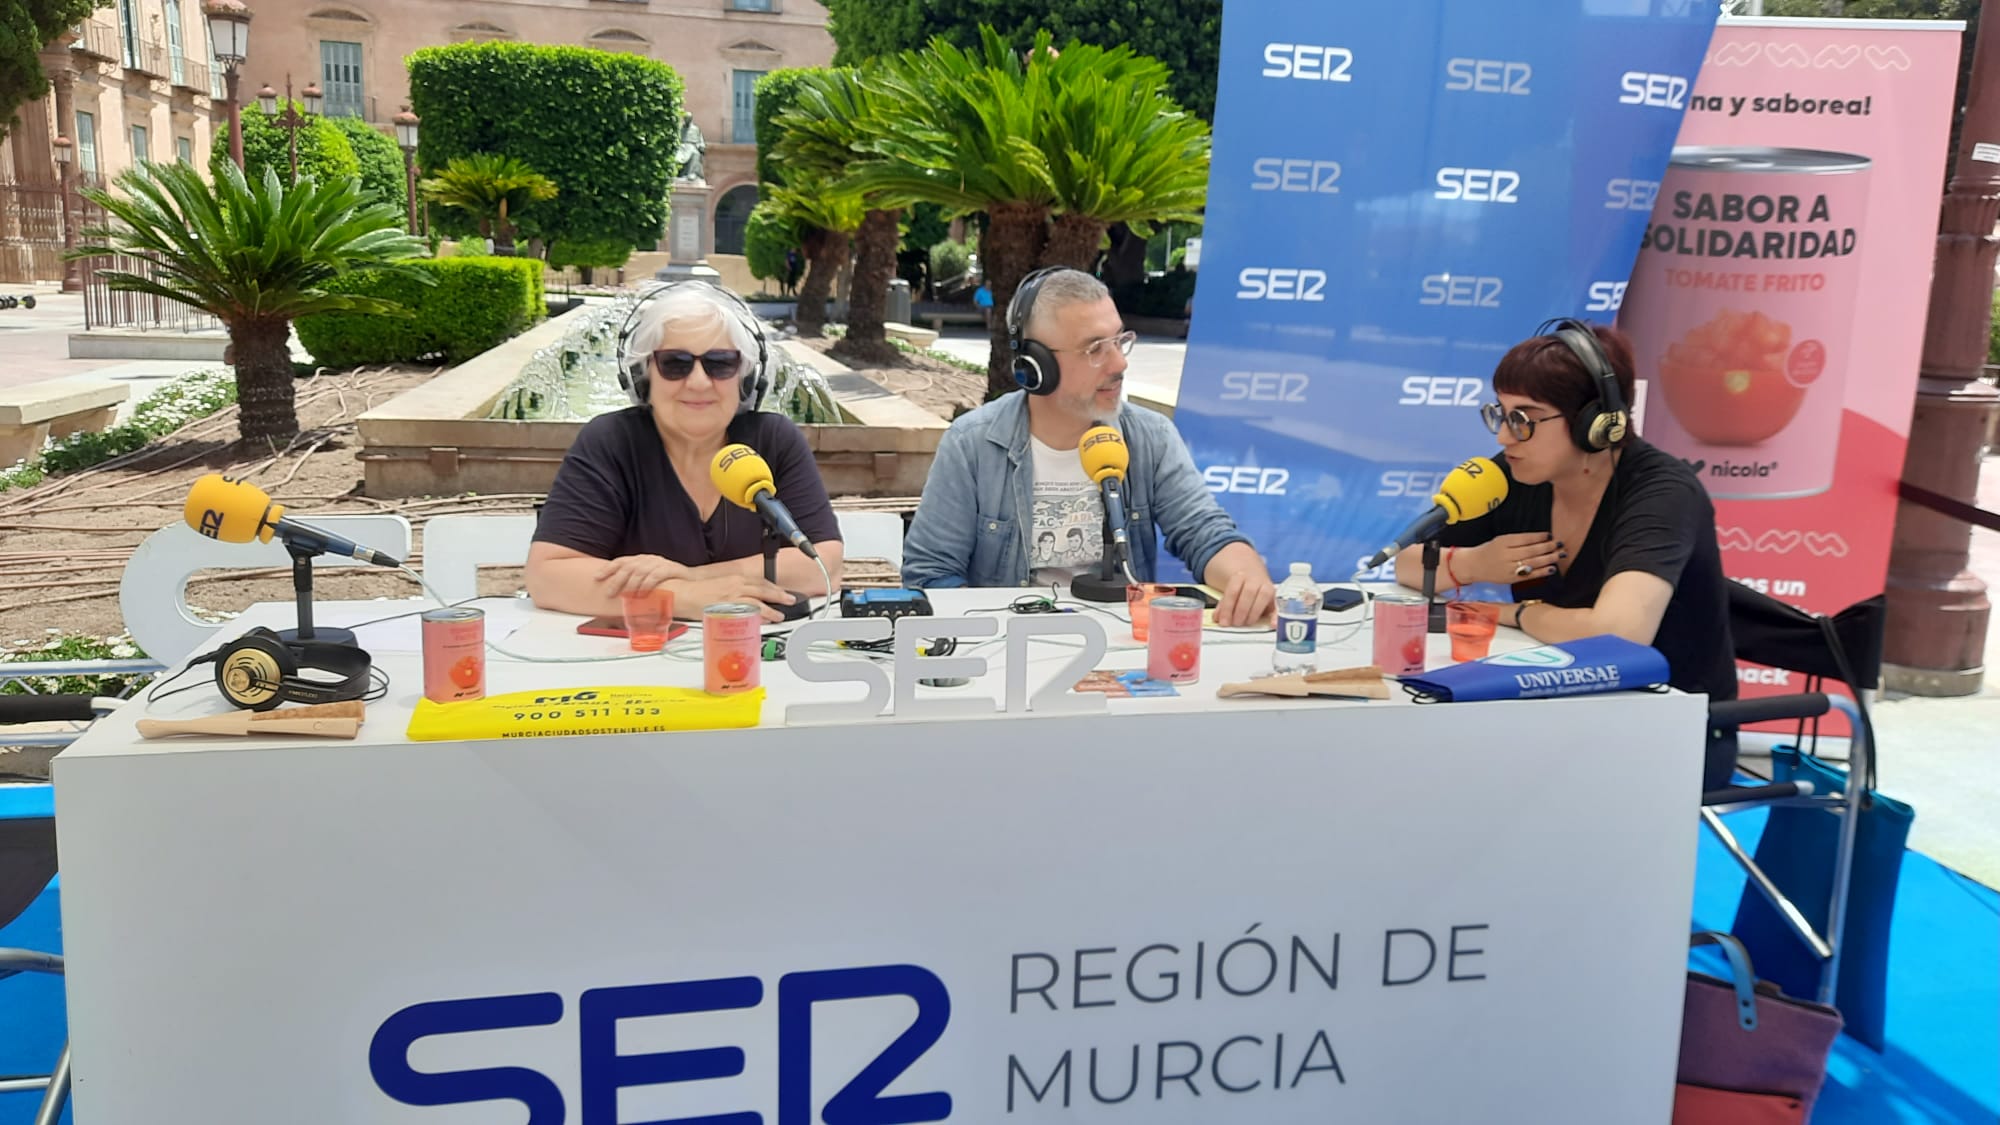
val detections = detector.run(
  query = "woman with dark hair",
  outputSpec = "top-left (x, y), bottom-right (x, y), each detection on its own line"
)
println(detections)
top-left (1394, 319), bottom-right (1739, 789)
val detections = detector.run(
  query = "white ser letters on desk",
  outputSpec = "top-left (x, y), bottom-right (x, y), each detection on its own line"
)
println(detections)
top-left (783, 615), bottom-right (1109, 724)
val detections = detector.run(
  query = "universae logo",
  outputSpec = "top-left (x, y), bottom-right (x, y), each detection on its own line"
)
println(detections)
top-left (1485, 646), bottom-right (1577, 670)
top-left (368, 963), bottom-right (953, 1124)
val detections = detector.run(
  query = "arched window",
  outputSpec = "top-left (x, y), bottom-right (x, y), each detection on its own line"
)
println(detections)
top-left (587, 28), bottom-right (649, 53)
top-left (713, 184), bottom-right (758, 255)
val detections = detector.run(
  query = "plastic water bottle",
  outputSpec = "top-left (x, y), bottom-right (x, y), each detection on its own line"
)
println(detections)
top-left (1273, 562), bottom-right (1321, 674)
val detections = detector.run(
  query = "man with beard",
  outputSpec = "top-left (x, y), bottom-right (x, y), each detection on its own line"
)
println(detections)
top-left (902, 268), bottom-right (1275, 626)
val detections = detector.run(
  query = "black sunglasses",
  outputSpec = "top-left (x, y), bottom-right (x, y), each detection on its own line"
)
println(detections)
top-left (652, 349), bottom-right (743, 381)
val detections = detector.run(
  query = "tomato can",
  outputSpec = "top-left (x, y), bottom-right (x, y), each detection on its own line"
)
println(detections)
top-left (1144, 595), bottom-right (1204, 684)
top-left (422, 607), bottom-right (485, 703)
top-left (1372, 594), bottom-right (1429, 676)
top-left (1621, 146), bottom-right (1872, 500)
top-left (704, 603), bottom-right (762, 694)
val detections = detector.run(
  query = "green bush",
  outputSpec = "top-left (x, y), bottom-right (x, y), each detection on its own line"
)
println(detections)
top-left (211, 103), bottom-right (361, 189)
top-left (0, 368), bottom-right (238, 491)
top-left (329, 115), bottom-right (409, 214)
top-left (753, 69), bottom-right (825, 188)
top-left (928, 239), bottom-right (972, 287)
top-left (547, 235), bottom-right (632, 272)
top-left (1130, 268), bottom-right (1197, 319)
top-left (408, 43), bottom-right (684, 258)
top-left (297, 257), bottom-right (546, 367)
top-left (1990, 288), bottom-right (2000, 368)
top-left (745, 201), bottom-right (802, 285)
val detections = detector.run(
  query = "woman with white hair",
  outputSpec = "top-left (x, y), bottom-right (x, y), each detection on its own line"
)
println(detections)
top-left (526, 282), bottom-right (844, 620)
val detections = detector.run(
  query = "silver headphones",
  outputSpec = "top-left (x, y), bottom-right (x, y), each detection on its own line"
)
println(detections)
top-left (614, 280), bottom-right (773, 412)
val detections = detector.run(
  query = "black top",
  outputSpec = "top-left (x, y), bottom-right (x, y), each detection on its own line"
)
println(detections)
top-left (533, 407), bottom-right (842, 565)
top-left (1439, 437), bottom-right (1737, 702)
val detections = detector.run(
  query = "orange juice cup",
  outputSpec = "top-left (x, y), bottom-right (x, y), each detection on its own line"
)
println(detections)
top-left (621, 589), bottom-right (675, 652)
top-left (1125, 583), bottom-right (1177, 641)
top-left (1446, 601), bottom-right (1500, 663)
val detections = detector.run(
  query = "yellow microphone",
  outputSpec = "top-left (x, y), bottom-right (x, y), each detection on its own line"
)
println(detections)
top-left (710, 444), bottom-right (818, 560)
top-left (1079, 425), bottom-right (1130, 485)
top-left (1363, 455), bottom-right (1509, 569)
top-left (182, 472), bottom-right (401, 565)
top-left (184, 472), bottom-right (285, 544)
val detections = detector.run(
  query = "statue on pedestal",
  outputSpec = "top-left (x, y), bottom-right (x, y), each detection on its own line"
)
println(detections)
top-left (674, 116), bottom-right (707, 184)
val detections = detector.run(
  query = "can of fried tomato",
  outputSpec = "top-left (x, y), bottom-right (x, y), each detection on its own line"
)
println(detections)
top-left (703, 602), bottom-right (762, 694)
top-left (1372, 593), bottom-right (1428, 677)
top-left (1621, 146), bottom-right (1872, 500)
top-left (421, 606), bottom-right (485, 703)
top-left (1144, 595), bottom-right (1204, 684)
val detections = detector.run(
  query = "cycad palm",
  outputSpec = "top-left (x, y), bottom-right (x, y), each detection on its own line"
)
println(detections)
top-left (761, 179), bottom-right (865, 337)
top-left (842, 28), bottom-right (1211, 396)
top-left (71, 160), bottom-right (431, 442)
top-left (419, 153), bottom-right (558, 255)
top-left (775, 66), bottom-right (910, 364)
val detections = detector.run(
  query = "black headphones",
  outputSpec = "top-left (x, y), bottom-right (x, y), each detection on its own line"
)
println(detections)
top-left (1007, 267), bottom-right (1070, 395)
top-left (201, 628), bottom-right (375, 711)
top-left (615, 280), bottom-right (772, 412)
top-left (1537, 317), bottom-right (1631, 453)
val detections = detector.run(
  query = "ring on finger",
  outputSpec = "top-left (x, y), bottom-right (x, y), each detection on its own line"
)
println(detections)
top-left (1514, 561), bottom-right (1533, 577)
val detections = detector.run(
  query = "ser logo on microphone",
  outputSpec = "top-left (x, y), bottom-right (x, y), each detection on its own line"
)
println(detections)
top-left (197, 508), bottom-right (224, 538)
top-left (1080, 429), bottom-right (1123, 462)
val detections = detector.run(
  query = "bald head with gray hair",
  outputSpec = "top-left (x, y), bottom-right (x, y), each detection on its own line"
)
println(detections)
top-left (1014, 268), bottom-right (1111, 343)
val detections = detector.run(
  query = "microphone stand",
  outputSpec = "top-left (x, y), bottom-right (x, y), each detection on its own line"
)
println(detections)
top-left (762, 527), bottom-right (813, 622)
top-left (276, 542), bottom-right (359, 647)
top-left (1421, 537), bottom-right (1446, 634)
top-left (1069, 503), bottom-right (1130, 603)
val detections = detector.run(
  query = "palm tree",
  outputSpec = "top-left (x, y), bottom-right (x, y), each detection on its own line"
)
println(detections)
top-left (762, 179), bottom-right (865, 338)
top-left (72, 160), bottom-right (431, 443)
top-left (774, 67), bottom-right (907, 366)
top-left (841, 28), bottom-right (1212, 398)
top-left (419, 153), bottom-right (558, 256)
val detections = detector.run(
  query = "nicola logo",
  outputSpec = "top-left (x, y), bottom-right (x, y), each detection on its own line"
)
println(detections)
top-left (1485, 646), bottom-right (1576, 669)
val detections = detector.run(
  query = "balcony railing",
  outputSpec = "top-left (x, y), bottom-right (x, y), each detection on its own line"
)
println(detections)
top-left (174, 57), bottom-right (211, 94)
top-left (128, 40), bottom-right (168, 78)
top-left (72, 21), bottom-right (121, 61)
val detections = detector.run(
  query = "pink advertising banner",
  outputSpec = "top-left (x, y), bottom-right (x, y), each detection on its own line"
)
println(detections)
top-left (1618, 17), bottom-right (1962, 690)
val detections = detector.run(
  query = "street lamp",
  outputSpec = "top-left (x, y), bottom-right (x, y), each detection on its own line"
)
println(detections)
top-left (394, 106), bottom-right (420, 235)
top-left (202, 0), bottom-right (251, 169)
top-left (262, 75), bottom-right (320, 184)
top-left (53, 136), bottom-right (82, 294)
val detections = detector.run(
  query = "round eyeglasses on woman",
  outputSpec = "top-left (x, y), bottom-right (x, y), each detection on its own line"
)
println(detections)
top-left (1482, 401), bottom-right (1566, 442)
top-left (1051, 330), bottom-right (1138, 368)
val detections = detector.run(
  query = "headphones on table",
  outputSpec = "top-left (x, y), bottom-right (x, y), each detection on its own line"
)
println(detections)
top-left (1537, 316), bottom-right (1631, 453)
top-left (615, 280), bottom-right (773, 412)
top-left (1007, 267), bottom-right (1071, 395)
top-left (198, 628), bottom-right (376, 711)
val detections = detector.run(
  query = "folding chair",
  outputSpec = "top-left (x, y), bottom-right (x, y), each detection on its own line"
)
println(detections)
top-left (0, 783), bottom-right (68, 1125)
top-left (1700, 584), bottom-right (1885, 1007)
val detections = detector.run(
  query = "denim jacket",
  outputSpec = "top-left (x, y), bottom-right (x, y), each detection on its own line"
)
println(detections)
top-left (901, 392), bottom-right (1252, 588)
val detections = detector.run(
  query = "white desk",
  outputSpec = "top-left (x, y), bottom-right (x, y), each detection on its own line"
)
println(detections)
top-left (53, 589), bottom-right (1707, 1124)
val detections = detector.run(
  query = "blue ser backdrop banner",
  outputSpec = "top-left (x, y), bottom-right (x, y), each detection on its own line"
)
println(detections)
top-left (1172, 0), bottom-right (1717, 582)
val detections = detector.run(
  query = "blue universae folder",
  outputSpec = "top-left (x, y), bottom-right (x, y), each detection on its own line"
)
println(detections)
top-left (1397, 635), bottom-right (1671, 702)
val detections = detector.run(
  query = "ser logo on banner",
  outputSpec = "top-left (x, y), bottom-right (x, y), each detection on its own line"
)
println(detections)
top-left (370, 964), bottom-right (953, 1124)
top-left (1263, 43), bottom-right (1354, 82)
top-left (1584, 280), bottom-right (1628, 312)
top-left (1434, 168), bottom-right (1521, 203)
top-left (1444, 57), bottom-right (1531, 95)
top-left (1238, 268), bottom-right (1328, 302)
top-left (1252, 157), bottom-right (1342, 194)
top-left (1221, 371), bottom-right (1310, 403)
top-left (1206, 465), bottom-right (1291, 496)
top-left (1399, 376), bottom-right (1484, 407)
top-left (1619, 71), bottom-right (1690, 109)
top-left (1379, 469), bottom-right (1447, 498)
top-left (1420, 273), bottom-right (1503, 308)
top-left (1605, 178), bottom-right (1661, 211)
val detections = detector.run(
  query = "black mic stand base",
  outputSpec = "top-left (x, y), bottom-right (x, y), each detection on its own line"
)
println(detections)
top-left (1421, 538), bottom-right (1446, 635)
top-left (275, 542), bottom-right (358, 647)
top-left (1070, 570), bottom-right (1129, 603)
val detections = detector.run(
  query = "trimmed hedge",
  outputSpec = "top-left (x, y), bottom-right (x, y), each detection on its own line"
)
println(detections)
top-left (297, 257), bottom-right (546, 367)
top-left (408, 42), bottom-right (684, 257)
top-left (330, 115), bottom-right (409, 214)
top-left (212, 103), bottom-right (360, 189)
